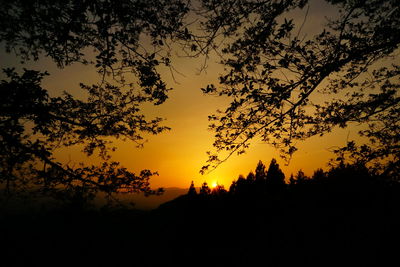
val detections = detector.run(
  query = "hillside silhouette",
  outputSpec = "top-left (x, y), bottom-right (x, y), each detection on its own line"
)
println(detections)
top-left (1, 1), bottom-right (399, 266)
top-left (2, 159), bottom-right (399, 267)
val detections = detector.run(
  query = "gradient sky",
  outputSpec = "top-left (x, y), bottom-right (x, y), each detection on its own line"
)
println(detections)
top-left (0, 1), bottom-right (373, 189)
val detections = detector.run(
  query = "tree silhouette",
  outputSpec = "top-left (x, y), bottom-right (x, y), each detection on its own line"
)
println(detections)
top-left (295, 170), bottom-right (308, 185)
top-left (199, 182), bottom-right (211, 196)
top-left (289, 174), bottom-right (296, 187)
top-left (188, 181), bottom-right (197, 196)
top-left (265, 158), bottom-right (286, 193)
top-left (211, 184), bottom-right (227, 196)
top-left (255, 161), bottom-right (267, 181)
top-left (228, 159), bottom-right (286, 196)
top-left (312, 168), bottom-right (326, 182)
top-left (254, 160), bottom-right (267, 193)
top-left (246, 171), bottom-right (255, 183)
top-left (0, 68), bottom-right (165, 206)
top-left (201, 0), bottom-right (400, 173)
top-left (0, 0), bottom-right (192, 87)
top-left (0, 0), bottom-right (197, 205)
top-left (0, 0), bottom-right (248, 204)
top-left (2, 0), bottom-right (399, 206)
top-left (229, 174), bottom-right (246, 196)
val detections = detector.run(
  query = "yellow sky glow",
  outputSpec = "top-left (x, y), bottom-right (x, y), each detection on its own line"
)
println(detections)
top-left (0, 1), bottom-right (377, 190)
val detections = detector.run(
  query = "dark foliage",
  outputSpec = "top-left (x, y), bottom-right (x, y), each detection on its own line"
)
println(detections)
top-left (228, 158), bottom-right (286, 197)
top-left (0, 0), bottom-right (198, 206)
top-left (266, 158), bottom-right (286, 192)
top-left (0, 68), bottom-right (164, 207)
top-left (211, 184), bottom-right (228, 196)
top-left (0, 0), bottom-right (191, 93)
top-left (2, 0), bottom-right (398, 207)
top-left (199, 181), bottom-right (211, 196)
top-left (201, 0), bottom-right (400, 174)
top-left (188, 180), bottom-right (197, 196)
top-left (1, 2), bottom-right (399, 264)
top-left (154, 160), bottom-right (400, 266)
top-left (2, 0), bottom-right (242, 207)
top-left (3, 160), bottom-right (397, 267)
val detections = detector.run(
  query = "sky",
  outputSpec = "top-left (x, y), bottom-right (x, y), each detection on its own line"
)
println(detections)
top-left (0, 1), bottom-right (371, 190)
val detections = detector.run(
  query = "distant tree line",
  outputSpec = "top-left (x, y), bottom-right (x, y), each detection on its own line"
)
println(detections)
top-left (186, 158), bottom-right (398, 202)
top-left (156, 158), bottom-right (399, 267)
top-left (188, 159), bottom-right (287, 198)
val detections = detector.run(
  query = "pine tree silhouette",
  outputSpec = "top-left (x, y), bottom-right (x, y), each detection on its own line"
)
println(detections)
top-left (188, 181), bottom-right (197, 196)
top-left (199, 182), bottom-right (211, 196)
top-left (266, 158), bottom-right (286, 193)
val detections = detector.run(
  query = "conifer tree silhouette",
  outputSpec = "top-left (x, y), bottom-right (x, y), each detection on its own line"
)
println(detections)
top-left (266, 158), bottom-right (286, 193)
top-left (199, 182), bottom-right (211, 196)
top-left (188, 181), bottom-right (197, 196)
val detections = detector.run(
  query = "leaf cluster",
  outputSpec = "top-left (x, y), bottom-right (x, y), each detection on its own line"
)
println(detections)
top-left (201, 0), bottom-right (400, 172)
top-left (0, 68), bottom-right (165, 206)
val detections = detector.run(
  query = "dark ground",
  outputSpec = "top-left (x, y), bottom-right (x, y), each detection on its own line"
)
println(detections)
top-left (1, 174), bottom-right (399, 267)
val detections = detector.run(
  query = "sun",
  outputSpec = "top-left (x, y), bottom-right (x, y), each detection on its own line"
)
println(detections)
top-left (211, 181), bottom-right (218, 188)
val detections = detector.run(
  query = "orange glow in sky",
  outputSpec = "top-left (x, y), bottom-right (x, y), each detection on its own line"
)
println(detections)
top-left (0, 1), bottom-right (377, 190)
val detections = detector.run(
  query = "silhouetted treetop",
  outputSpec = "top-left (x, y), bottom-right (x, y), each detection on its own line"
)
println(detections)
top-left (188, 181), bottom-right (197, 196)
top-left (266, 158), bottom-right (286, 192)
top-left (312, 168), bottom-right (326, 181)
top-left (199, 182), bottom-right (211, 196)
top-left (289, 170), bottom-right (308, 186)
top-left (228, 158), bottom-right (286, 196)
top-left (211, 184), bottom-right (227, 196)
top-left (246, 171), bottom-right (255, 182)
top-left (255, 160), bottom-right (267, 181)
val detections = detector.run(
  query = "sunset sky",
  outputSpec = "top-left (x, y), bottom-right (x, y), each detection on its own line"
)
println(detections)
top-left (0, 1), bottom-right (373, 189)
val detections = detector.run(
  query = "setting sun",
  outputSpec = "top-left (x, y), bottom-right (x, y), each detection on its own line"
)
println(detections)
top-left (211, 181), bottom-right (218, 188)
